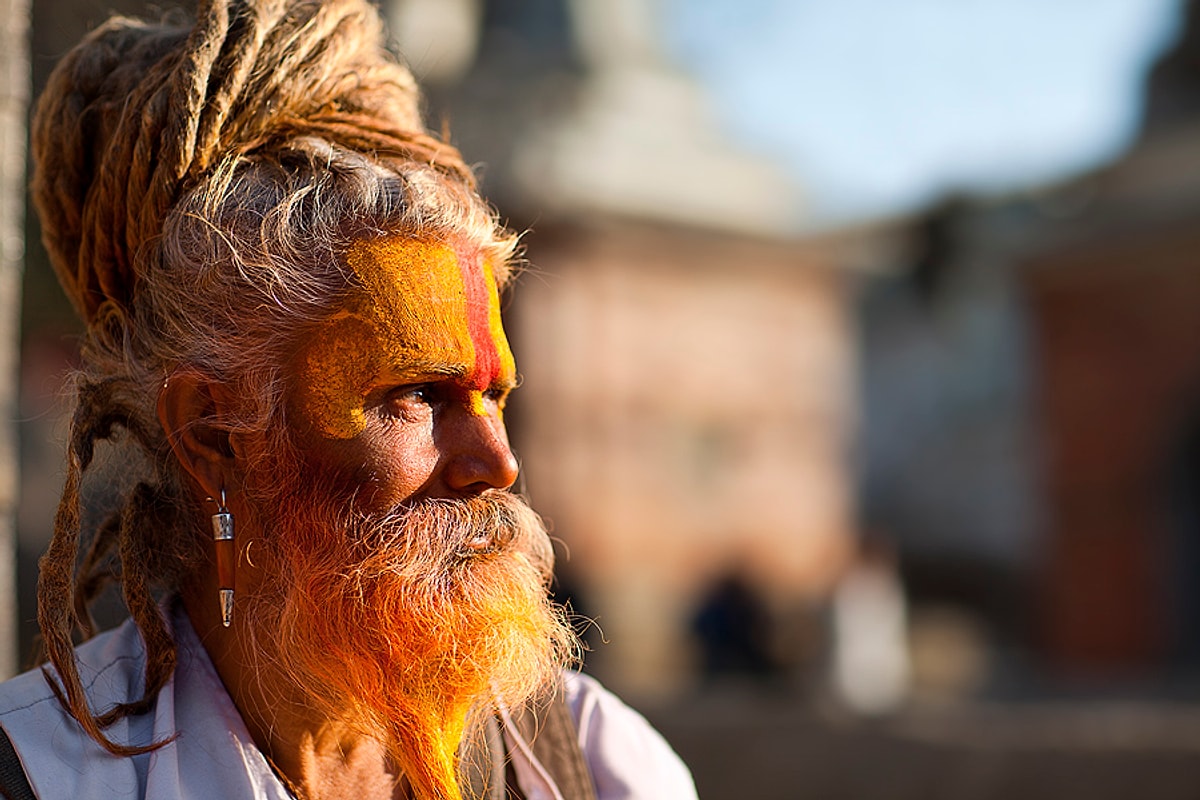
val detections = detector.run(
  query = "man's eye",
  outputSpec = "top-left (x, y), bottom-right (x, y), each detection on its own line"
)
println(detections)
top-left (402, 385), bottom-right (431, 403)
top-left (385, 384), bottom-right (435, 418)
top-left (484, 386), bottom-right (510, 406)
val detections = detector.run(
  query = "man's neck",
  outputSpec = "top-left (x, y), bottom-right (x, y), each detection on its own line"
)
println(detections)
top-left (268, 727), bottom-right (407, 800)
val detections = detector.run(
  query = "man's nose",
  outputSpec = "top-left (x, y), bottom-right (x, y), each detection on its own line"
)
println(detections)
top-left (442, 405), bottom-right (520, 495)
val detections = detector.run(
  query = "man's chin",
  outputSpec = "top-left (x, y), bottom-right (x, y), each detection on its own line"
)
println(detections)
top-left (243, 491), bottom-right (577, 799)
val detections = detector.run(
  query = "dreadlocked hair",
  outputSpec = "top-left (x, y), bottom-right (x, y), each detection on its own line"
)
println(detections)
top-left (31, 0), bottom-right (518, 757)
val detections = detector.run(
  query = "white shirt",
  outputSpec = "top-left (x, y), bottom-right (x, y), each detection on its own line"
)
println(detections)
top-left (0, 605), bottom-right (696, 799)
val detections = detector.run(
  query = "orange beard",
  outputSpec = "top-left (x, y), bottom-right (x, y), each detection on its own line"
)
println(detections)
top-left (242, 487), bottom-right (577, 800)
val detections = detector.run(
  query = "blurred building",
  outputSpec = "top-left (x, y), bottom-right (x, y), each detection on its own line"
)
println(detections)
top-left (408, 0), bottom-right (893, 694)
top-left (1020, 0), bottom-right (1200, 674)
top-left (855, 197), bottom-right (1039, 696)
top-left (856, 0), bottom-right (1200, 689)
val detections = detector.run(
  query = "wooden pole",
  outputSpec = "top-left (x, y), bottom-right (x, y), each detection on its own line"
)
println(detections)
top-left (0, 0), bottom-right (30, 678)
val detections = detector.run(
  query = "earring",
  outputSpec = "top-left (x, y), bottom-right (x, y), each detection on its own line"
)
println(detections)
top-left (211, 489), bottom-right (235, 627)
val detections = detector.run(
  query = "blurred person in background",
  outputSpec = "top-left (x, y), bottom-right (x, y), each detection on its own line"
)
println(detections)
top-left (0, 1), bottom-right (696, 798)
top-left (691, 568), bottom-right (777, 683)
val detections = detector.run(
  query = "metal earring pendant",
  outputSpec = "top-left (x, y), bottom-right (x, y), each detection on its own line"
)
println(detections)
top-left (211, 489), bottom-right (236, 627)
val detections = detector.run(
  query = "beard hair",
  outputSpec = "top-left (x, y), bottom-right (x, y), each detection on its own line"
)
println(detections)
top-left (239, 476), bottom-right (578, 800)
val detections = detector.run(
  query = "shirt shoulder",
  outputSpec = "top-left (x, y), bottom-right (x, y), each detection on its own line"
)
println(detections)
top-left (0, 619), bottom-right (147, 716)
top-left (0, 619), bottom-right (153, 799)
top-left (560, 671), bottom-right (698, 800)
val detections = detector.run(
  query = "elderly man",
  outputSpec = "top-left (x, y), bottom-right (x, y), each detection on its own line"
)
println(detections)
top-left (0, 1), bottom-right (696, 798)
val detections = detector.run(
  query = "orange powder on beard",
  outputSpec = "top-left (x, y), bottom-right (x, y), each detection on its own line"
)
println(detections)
top-left (253, 492), bottom-right (573, 800)
top-left (296, 238), bottom-right (516, 439)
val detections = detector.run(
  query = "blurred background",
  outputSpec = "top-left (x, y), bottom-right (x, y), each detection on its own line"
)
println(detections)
top-left (5, 0), bottom-right (1200, 797)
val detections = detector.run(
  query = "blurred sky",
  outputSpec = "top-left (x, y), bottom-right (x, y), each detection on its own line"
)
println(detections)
top-left (663, 0), bottom-right (1185, 226)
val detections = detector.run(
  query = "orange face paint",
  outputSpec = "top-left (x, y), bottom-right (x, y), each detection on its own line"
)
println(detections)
top-left (295, 238), bottom-right (516, 438)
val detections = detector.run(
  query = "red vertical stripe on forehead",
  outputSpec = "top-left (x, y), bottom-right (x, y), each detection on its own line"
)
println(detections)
top-left (456, 247), bottom-right (500, 391)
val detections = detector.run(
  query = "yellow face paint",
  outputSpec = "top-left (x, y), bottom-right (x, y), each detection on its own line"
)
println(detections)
top-left (294, 237), bottom-right (516, 439)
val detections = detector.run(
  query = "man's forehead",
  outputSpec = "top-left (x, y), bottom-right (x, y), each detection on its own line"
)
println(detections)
top-left (344, 236), bottom-right (469, 307)
top-left (339, 236), bottom-right (513, 385)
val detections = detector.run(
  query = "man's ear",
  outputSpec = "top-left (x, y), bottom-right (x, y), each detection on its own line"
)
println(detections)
top-left (157, 370), bottom-right (241, 501)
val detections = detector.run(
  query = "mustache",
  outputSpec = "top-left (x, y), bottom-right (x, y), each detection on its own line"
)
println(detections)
top-left (331, 490), bottom-right (556, 583)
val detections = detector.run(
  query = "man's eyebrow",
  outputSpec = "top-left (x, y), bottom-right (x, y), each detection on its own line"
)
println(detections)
top-left (491, 374), bottom-right (519, 391)
top-left (382, 358), bottom-right (470, 382)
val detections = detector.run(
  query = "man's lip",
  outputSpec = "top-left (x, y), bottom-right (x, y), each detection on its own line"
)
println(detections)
top-left (460, 524), bottom-right (514, 554)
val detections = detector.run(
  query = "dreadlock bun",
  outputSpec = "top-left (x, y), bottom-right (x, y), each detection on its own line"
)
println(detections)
top-left (32, 0), bottom-right (469, 324)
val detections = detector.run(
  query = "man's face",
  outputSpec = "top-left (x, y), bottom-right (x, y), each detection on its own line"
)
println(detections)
top-left (235, 236), bottom-right (574, 799)
top-left (288, 236), bottom-right (520, 508)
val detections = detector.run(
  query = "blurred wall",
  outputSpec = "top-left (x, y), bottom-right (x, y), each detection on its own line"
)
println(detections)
top-left (1022, 123), bottom-right (1200, 672)
top-left (512, 220), bottom-right (859, 693)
